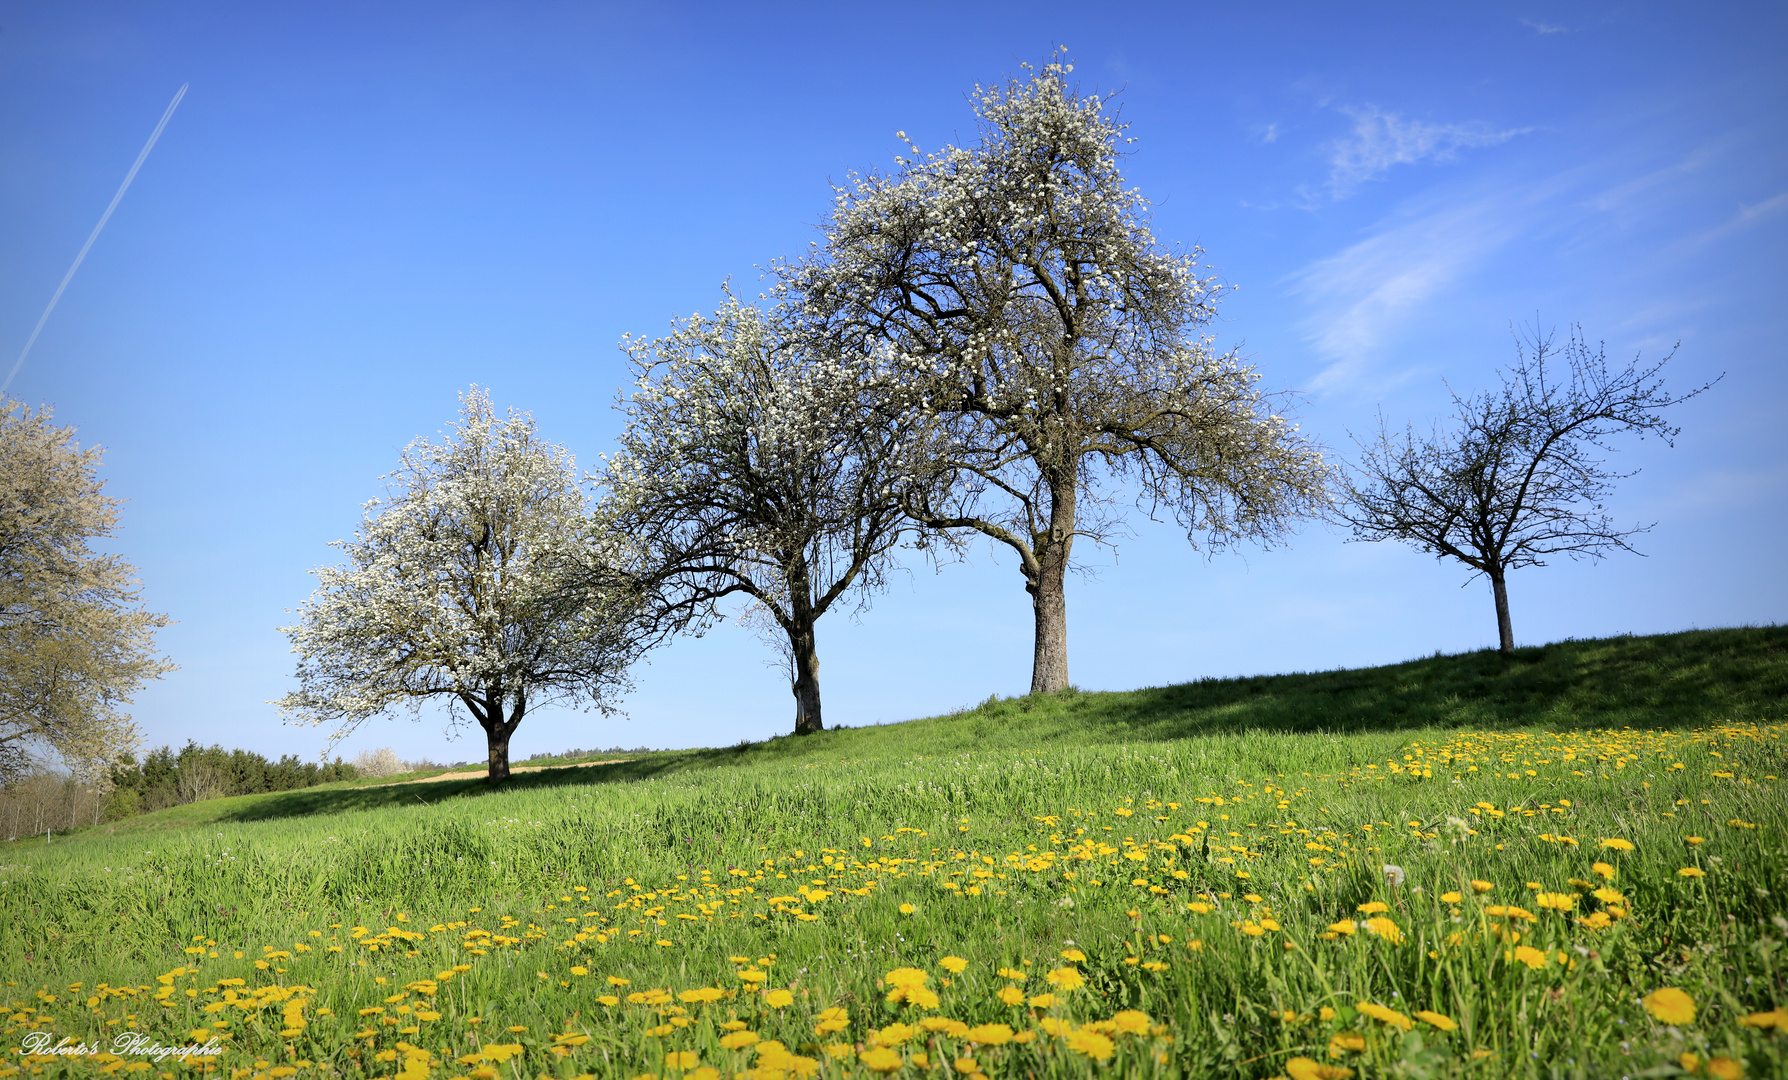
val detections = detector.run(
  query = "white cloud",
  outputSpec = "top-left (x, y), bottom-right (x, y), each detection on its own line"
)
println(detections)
top-left (1324, 106), bottom-right (1528, 199)
top-left (1520, 18), bottom-right (1573, 34)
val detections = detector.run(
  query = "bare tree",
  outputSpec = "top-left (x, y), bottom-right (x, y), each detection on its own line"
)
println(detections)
top-left (276, 388), bottom-right (656, 781)
top-left (794, 54), bottom-right (1330, 694)
top-left (603, 299), bottom-right (937, 734)
top-left (1341, 323), bottom-right (1718, 654)
top-left (0, 397), bottom-right (172, 783)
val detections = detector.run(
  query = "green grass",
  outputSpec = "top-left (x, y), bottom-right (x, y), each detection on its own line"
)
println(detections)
top-left (3, 627), bottom-right (1785, 1079)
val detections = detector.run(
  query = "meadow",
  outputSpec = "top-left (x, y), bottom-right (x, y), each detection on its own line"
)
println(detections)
top-left (2, 627), bottom-right (1784, 1080)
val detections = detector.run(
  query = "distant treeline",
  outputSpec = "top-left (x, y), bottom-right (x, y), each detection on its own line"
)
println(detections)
top-left (105, 741), bottom-right (359, 818)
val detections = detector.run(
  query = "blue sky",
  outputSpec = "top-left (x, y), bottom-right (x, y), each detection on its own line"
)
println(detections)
top-left (3, 2), bottom-right (1783, 765)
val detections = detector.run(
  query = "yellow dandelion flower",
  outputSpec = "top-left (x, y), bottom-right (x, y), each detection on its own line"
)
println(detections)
top-left (953, 1056), bottom-right (982, 1074)
top-left (1028, 993), bottom-right (1056, 1008)
top-left (1592, 862), bottom-right (1616, 879)
top-left (1600, 838), bottom-right (1635, 852)
top-left (1707, 1056), bottom-right (1744, 1079)
top-left (996, 967), bottom-right (1025, 980)
top-left (1739, 1009), bottom-right (1788, 1031)
top-left (1535, 892), bottom-right (1576, 911)
top-left (858, 1047), bottom-right (902, 1074)
top-left (1678, 867), bottom-right (1707, 878)
top-left (1356, 1002), bottom-right (1413, 1030)
top-left (1060, 948), bottom-right (1087, 962)
top-left (1044, 966), bottom-right (1085, 991)
top-left (898, 903), bottom-right (916, 915)
top-left (995, 986), bottom-right (1025, 1006)
top-left (1415, 1010), bottom-right (1457, 1031)
top-left (762, 989), bottom-right (794, 1008)
top-left (965, 1023), bottom-right (1013, 1045)
top-left (813, 1006), bottom-right (849, 1036)
top-left (872, 1023), bottom-right (916, 1047)
top-left (1440, 891), bottom-right (1463, 904)
top-left (1686, 836), bottom-right (1705, 845)
top-left (1065, 1028), bottom-right (1115, 1061)
top-left (1356, 901), bottom-right (1389, 914)
top-left (719, 1030), bottom-right (759, 1050)
top-left (1328, 1032), bottom-right (1367, 1054)
top-left (885, 967), bottom-right (928, 988)
top-left (1642, 987), bottom-right (1695, 1025)
top-left (939, 956), bottom-right (968, 973)
top-left (1470, 880), bottom-right (1494, 893)
top-left (1111, 1010), bottom-right (1151, 1035)
top-left (1363, 917), bottom-right (1404, 944)
top-left (1287, 1057), bottom-right (1355, 1080)
top-left (663, 1050), bottom-right (699, 1069)
top-left (1511, 945), bottom-right (1548, 969)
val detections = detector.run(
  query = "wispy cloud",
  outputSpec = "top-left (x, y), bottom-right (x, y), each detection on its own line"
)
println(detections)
top-left (1520, 18), bottom-right (1573, 34)
top-left (1691, 190), bottom-right (1788, 246)
top-left (1322, 106), bottom-right (1529, 199)
top-left (1284, 186), bottom-right (1545, 392)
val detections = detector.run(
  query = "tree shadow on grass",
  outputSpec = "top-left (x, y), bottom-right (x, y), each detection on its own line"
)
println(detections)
top-left (1051, 625), bottom-right (1788, 742)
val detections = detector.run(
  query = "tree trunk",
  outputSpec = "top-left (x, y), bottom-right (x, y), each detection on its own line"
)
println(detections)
top-left (1027, 476), bottom-right (1076, 695)
top-left (1490, 571), bottom-right (1515, 655)
top-left (786, 551), bottom-right (825, 735)
top-left (790, 623), bottom-right (823, 735)
top-left (467, 685), bottom-right (525, 782)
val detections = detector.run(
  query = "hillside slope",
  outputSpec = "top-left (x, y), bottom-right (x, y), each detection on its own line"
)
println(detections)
top-left (40, 624), bottom-right (1786, 836)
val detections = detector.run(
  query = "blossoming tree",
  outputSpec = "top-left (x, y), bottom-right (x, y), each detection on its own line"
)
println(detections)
top-left (603, 298), bottom-right (938, 735)
top-left (794, 55), bottom-right (1331, 693)
top-left (0, 396), bottom-right (173, 784)
top-left (276, 388), bottom-right (653, 780)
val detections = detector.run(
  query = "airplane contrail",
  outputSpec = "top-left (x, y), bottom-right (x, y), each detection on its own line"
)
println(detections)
top-left (1, 82), bottom-right (189, 397)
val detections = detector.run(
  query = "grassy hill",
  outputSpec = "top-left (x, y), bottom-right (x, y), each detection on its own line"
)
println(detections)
top-left (2, 626), bottom-right (1783, 1079)
top-left (62, 624), bottom-right (1786, 835)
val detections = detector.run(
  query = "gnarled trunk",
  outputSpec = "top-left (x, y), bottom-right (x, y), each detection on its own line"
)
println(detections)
top-left (790, 624), bottom-right (823, 735)
top-left (787, 552), bottom-right (825, 735)
top-left (465, 685), bottom-right (525, 782)
top-left (1490, 571), bottom-right (1515, 655)
top-left (1027, 475), bottom-right (1076, 695)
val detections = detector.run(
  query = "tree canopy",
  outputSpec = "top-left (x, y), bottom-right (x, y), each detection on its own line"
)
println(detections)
top-left (0, 396), bottom-right (172, 784)
top-left (794, 55), bottom-right (1331, 692)
top-left (604, 298), bottom-right (938, 734)
top-left (275, 388), bottom-right (654, 780)
top-left (1341, 324), bottom-right (1717, 654)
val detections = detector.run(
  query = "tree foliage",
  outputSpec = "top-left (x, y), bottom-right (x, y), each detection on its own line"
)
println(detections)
top-left (276, 388), bottom-right (654, 780)
top-left (0, 397), bottom-right (173, 784)
top-left (103, 740), bottom-right (358, 817)
top-left (793, 54), bottom-right (1331, 693)
top-left (1341, 324), bottom-right (1718, 654)
top-left (604, 298), bottom-right (937, 734)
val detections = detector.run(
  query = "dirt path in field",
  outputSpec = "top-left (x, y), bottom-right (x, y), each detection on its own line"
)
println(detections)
top-left (400, 759), bottom-right (631, 784)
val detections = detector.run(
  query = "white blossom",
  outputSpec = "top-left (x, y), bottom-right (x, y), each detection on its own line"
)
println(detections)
top-left (274, 388), bottom-right (653, 781)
